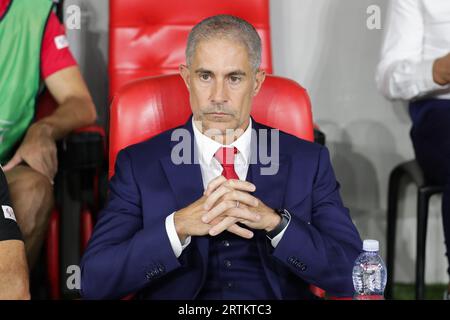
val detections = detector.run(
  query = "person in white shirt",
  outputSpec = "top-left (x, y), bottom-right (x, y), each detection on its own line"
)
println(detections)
top-left (376, 0), bottom-right (450, 298)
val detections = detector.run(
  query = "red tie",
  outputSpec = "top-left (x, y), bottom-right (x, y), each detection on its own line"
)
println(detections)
top-left (214, 147), bottom-right (239, 180)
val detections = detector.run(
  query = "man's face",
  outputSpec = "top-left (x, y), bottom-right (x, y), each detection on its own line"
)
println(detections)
top-left (180, 38), bottom-right (265, 142)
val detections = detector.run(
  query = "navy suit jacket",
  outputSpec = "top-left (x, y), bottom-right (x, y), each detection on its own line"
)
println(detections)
top-left (80, 118), bottom-right (362, 299)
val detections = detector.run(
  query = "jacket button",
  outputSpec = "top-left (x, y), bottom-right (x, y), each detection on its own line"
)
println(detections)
top-left (224, 260), bottom-right (232, 268)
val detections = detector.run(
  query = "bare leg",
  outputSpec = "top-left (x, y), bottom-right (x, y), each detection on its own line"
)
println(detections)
top-left (5, 165), bottom-right (54, 269)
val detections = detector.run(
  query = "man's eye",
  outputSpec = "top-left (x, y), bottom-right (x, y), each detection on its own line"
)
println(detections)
top-left (229, 76), bottom-right (241, 84)
top-left (200, 74), bottom-right (211, 81)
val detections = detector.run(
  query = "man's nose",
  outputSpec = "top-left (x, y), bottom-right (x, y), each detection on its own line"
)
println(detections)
top-left (210, 79), bottom-right (228, 103)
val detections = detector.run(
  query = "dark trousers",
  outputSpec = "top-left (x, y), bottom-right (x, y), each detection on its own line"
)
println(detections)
top-left (410, 99), bottom-right (450, 277)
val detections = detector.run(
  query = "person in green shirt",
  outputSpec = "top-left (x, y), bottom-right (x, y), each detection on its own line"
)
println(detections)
top-left (0, 0), bottom-right (97, 269)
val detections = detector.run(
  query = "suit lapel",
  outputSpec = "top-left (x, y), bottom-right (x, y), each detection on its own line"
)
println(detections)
top-left (247, 121), bottom-right (289, 300)
top-left (159, 118), bottom-right (209, 297)
top-left (160, 118), bottom-right (289, 299)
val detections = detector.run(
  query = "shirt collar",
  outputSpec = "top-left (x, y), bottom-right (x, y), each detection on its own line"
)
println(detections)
top-left (192, 117), bottom-right (252, 166)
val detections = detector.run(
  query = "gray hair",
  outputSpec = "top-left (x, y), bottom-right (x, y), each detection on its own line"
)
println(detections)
top-left (186, 15), bottom-right (262, 71)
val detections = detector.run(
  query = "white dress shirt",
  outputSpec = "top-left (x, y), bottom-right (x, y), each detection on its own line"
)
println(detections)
top-left (165, 118), bottom-right (289, 258)
top-left (376, 0), bottom-right (450, 100)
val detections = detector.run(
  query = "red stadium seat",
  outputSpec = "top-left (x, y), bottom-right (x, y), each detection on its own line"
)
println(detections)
top-left (108, 73), bottom-right (325, 299)
top-left (36, 90), bottom-right (106, 300)
top-left (107, 0), bottom-right (328, 299)
top-left (109, 74), bottom-right (313, 176)
top-left (109, 0), bottom-right (272, 100)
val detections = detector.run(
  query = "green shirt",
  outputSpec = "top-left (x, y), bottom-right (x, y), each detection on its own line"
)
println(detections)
top-left (0, 0), bottom-right (54, 164)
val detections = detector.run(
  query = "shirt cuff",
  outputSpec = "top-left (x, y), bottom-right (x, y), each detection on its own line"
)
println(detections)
top-left (270, 215), bottom-right (291, 248)
top-left (165, 212), bottom-right (191, 258)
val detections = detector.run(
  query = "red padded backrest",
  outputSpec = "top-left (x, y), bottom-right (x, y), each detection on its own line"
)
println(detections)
top-left (109, 74), bottom-right (313, 177)
top-left (109, 0), bottom-right (272, 101)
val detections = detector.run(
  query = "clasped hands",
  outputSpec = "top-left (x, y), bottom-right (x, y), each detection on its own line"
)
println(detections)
top-left (174, 175), bottom-right (281, 242)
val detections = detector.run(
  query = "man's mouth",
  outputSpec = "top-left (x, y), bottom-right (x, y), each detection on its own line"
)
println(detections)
top-left (206, 112), bottom-right (231, 116)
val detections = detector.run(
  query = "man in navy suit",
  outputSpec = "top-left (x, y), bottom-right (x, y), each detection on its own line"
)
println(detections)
top-left (80, 15), bottom-right (362, 300)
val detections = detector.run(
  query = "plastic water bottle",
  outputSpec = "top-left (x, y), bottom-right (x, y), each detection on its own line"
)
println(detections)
top-left (352, 239), bottom-right (387, 300)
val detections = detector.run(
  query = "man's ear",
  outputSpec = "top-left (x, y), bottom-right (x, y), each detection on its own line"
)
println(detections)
top-left (179, 64), bottom-right (191, 90)
top-left (253, 69), bottom-right (266, 96)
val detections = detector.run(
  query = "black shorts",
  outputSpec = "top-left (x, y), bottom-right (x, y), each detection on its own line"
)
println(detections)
top-left (0, 167), bottom-right (22, 241)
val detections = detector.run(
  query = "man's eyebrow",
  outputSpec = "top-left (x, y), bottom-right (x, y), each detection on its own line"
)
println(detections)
top-left (195, 68), bottom-right (213, 74)
top-left (227, 70), bottom-right (247, 77)
top-left (194, 69), bottom-right (247, 76)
